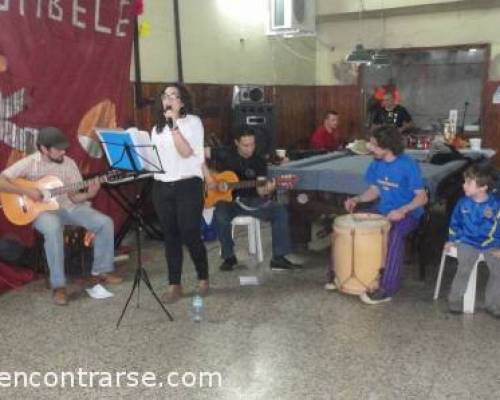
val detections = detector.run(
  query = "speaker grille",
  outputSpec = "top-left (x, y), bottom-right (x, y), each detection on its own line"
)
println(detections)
top-left (232, 103), bottom-right (276, 157)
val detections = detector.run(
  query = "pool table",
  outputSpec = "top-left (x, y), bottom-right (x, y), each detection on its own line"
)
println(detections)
top-left (269, 151), bottom-right (473, 246)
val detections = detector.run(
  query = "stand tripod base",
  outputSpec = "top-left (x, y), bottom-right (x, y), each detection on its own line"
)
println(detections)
top-left (116, 266), bottom-right (174, 328)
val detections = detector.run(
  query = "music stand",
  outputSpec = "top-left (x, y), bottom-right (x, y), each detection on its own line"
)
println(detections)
top-left (96, 128), bottom-right (173, 327)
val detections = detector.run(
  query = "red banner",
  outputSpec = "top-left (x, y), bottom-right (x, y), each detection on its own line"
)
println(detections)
top-left (0, 1), bottom-right (136, 245)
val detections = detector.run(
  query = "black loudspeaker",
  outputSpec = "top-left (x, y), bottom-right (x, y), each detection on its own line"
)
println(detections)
top-left (232, 103), bottom-right (276, 157)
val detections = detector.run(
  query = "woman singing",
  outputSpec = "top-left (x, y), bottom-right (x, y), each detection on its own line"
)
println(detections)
top-left (151, 83), bottom-right (209, 303)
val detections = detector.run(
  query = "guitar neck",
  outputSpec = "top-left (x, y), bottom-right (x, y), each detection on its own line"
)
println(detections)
top-left (228, 177), bottom-right (292, 190)
top-left (230, 180), bottom-right (258, 190)
top-left (50, 175), bottom-right (107, 196)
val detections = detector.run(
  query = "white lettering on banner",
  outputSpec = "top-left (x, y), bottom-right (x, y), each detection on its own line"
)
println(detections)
top-left (36, 0), bottom-right (42, 18)
top-left (48, 0), bottom-right (63, 21)
top-left (94, 0), bottom-right (111, 34)
top-left (72, 0), bottom-right (86, 29)
top-left (0, 1), bottom-right (131, 37)
top-left (115, 0), bottom-right (130, 37)
top-left (0, 89), bottom-right (39, 153)
top-left (0, 0), bottom-right (8, 12)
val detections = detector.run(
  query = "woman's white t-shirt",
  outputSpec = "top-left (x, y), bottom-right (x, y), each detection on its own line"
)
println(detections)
top-left (151, 114), bottom-right (205, 182)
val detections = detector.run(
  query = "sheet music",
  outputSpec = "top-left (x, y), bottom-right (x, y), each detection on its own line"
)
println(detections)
top-left (126, 128), bottom-right (158, 172)
top-left (96, 128), bottom-right (162, 172)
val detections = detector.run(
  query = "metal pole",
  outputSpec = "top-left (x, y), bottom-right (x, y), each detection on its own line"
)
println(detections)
top-left (173, 0), bottom-right (183, 82)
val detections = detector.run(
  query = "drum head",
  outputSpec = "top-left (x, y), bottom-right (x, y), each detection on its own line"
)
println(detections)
top-left (334, 213), bottom-right (389, 230)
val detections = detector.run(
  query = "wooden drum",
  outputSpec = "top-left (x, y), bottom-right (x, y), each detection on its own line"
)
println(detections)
top-left (332, 213), bottom-right (390, 295)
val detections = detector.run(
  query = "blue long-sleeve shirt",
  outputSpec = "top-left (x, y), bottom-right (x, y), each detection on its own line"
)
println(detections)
top-left (448, 195), bottom-right (500, 250)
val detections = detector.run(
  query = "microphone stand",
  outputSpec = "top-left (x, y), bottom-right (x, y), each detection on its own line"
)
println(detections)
top-left (460, 101), bottom-right (469, 134)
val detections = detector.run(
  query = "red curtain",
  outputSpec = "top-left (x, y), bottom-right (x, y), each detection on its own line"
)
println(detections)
top-left (0, 2), bottom-right (136, 252)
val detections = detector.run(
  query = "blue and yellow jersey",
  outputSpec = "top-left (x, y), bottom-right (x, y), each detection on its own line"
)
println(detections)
top-left (448, 195), bottom-right (500, 250)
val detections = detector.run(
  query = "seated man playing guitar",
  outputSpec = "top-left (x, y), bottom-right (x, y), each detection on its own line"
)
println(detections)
top-left (0, 127), bottom-right (122, 305)
top-left (206, 129), bottom-right (301, 271)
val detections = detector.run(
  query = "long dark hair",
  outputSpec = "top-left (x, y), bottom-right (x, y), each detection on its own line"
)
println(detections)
top-left (372, 125), bottom-right (405, 156)
top-left (154, 83), bottom-right (193, 132)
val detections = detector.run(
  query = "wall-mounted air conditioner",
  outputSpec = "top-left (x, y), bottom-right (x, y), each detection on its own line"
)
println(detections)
top-left (266, 0), bottom-right (316, 37)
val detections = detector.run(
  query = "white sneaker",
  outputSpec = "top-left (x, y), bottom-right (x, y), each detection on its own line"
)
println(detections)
top-left (284, 253), bottom-right (305, 266)
top-left (324, 282), bottom-right (337, 291)
top-left (359, 290), bottom-right (392, 305)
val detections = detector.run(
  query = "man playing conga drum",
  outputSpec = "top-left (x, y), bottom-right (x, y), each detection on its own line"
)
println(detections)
top-left (342, 125), bottom-right (428, 304)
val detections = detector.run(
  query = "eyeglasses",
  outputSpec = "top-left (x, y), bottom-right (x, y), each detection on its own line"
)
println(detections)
top-left (161, 93), bottom-right (180, 100)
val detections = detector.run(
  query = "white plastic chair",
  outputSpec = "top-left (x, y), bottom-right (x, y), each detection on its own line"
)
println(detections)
top-left (231, 216), bottom-right (264, 263)
top-left (433, 245), bottom-right (484, 314)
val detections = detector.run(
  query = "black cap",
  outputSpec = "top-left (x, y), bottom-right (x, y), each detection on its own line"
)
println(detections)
top-left (37, 127), bottom-right (69, 150)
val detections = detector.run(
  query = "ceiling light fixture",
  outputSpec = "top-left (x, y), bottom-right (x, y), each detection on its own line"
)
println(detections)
top-left (345, 1), bottom-right (372, 65)
top-left (371, 0), bottom-right (390, 67)
top-left (372, 49), bottom-right (390, 66)
top-left (346, 44), bottom-right (372, 65)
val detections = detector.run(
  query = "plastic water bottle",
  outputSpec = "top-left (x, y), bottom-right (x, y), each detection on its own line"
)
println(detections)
top-left (192, 295), bottom-right (203, 322)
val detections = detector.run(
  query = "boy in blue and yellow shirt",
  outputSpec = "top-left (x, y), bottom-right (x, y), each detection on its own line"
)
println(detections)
top-left (446, 164), bottom-right (500, 317)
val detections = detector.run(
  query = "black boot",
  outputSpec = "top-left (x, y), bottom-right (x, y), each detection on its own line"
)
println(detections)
top-left (219, 256), bottom-right (237, 271)
top-left (270, 256), bottom-right (301, 271)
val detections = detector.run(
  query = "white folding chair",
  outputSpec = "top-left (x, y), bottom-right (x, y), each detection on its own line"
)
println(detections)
top-left (231, 216), bottom-right (264, 263)
top-left (433, 245), bottom-right (484, 313)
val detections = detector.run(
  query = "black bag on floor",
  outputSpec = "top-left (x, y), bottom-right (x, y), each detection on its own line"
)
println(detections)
top-left (0, 239), bottom-right (36, 268)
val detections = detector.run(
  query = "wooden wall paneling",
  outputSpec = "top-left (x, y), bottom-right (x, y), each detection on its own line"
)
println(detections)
top-left (130, 83), bottom-right (234, 144)
top-left (130, 82), bottom-right (164, 131)
top-left (271, 85), bottom-right (317, 149)
top-left (186, 83), bottom-right (233, 145)
top-left (315, 85), bottom-right (362, 144)
top-left (482, 81), bottom-right (500, 167)
top-left (128, 83), bottom-right (362, 151)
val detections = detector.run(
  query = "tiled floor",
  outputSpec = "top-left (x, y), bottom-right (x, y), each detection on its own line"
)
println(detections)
top-left (0, 222), bottom-right (499, 399)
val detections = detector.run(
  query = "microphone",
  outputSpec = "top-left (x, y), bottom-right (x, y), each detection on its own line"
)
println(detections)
top-left (164, 106), bottom-right (174, 129)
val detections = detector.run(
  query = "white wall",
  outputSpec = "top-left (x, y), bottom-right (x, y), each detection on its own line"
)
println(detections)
top-left (135, 0), bottom-right (316, 85)
top-left (132, 0), bottom-right (177, 82)
top-left (317, 0), bottom-right (463, 15)
top-left (316, 6), bottom-right (500, 84)
top-left (135, 1), bottom-right (500, 85)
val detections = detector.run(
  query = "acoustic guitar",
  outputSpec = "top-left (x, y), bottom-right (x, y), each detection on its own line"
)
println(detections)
top-left (0, 171), bottom-right (122, 226)
top-left (204, 170), bottom-right (298, 209)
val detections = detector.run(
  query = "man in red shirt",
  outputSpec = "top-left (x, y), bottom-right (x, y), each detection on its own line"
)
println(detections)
top-left (310, 110), bottom-right (342, 151)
